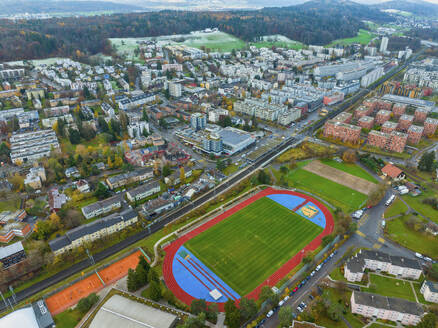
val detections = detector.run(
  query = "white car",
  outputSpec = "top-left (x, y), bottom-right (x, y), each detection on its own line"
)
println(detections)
top-left (266, 310), bottom-right (274, 318)
top-left (283, 295), bottom-right (290, 302)
top-left (278, 300), bottom-right (285, 307)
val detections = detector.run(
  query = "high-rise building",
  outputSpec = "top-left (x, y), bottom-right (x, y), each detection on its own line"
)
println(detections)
top-left (380, 37), bottom-right (389, 53)
top-left (190, 113), bottom-right (206, 131)
top-left (169, 82), bottom-right (182, 98)
top-left (202, 134), bottom-right (223, 155)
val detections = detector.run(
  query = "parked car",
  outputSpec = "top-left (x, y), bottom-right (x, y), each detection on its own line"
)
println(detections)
top-left (266, 310), bottom-right (274, 318)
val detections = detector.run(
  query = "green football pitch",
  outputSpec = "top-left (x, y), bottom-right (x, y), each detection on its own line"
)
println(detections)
top-left (184, 197), bottom-right (323, 295)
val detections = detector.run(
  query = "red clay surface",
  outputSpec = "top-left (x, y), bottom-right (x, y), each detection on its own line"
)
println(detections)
top-left (162, 187), bottom-right (334, 310)
top-left (46, 250), bottom-right (144, 315)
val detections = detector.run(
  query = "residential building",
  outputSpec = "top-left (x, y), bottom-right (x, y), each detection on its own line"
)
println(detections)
top-left (48, 188), bottom-right (67, 211)
top-left (0, 222), bottom-right (32, 243)
top-left (398, 115), bottom-right (414, 132)
top-left (9, 129), bottom-right (60, 164)
top-left (74, 179), bottom-right (90, 193)
top-left (49, 209), bottom-right (138, 255)
top-left (168, 82), bottom-right (182, 98)
top-left (128, 121), bottom-right (149, 138)
top-left (407, 125), bottom-right (424, 144)
top-left (202, 133), bottom-right (223, 155)
top-left (423, 118), bottom-right (438, 136)
top-left (375, 110), bottom-right (391, 125)
top-left (420, 281), bottom-right (438, 303)
top-left (387, 131), bottom-right (408, 153)
top-left (381, 121), bottom-right (398, 134)
top-left (24, 167), bottom-right (46, 189)
top-left (106, 167), bottom-right (154, 190)
top-left (392, 103), bottom-right (407, 118)
top-left (344, 250), bottom-right (421, 282)
top-left (323, 120), bottom-right (361, 144)
top-left (414, 108), bottom-right (430, 123)
top-left (81, 195), bottom-right (122, 220)
top-left (126, 180), bottom-right (161, 202)
top-left (351, 291), bottom-right (424, 326)
top-left (190, 113), bottom-right (207, 131)
top-left (380, 37), bottom-right (389, 53)
top-left (355, 106), bottom-right (373, 119)
top-left (358, 116), bottom-right (374, 130)
top-left (0, 241), bottom-right (26, 268)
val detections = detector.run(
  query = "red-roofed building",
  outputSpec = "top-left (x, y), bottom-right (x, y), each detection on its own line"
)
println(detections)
top-left (381, 163), bottom-right (405, 181)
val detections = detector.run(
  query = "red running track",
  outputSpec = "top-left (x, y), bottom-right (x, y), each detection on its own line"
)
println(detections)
top-left (162, 187), bottom-right (334, 310)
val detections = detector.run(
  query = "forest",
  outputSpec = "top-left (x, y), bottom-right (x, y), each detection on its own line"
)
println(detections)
top-left (0, 0), bottom-right (393, 61)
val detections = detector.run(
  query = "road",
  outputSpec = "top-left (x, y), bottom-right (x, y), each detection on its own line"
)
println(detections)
top-left (0, 49), bottom-right (424, 314)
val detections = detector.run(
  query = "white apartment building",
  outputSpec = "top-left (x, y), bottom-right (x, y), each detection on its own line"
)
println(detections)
top-left (351, 291), bottom-right (424, 326)
top-left (420, 281), bottom-right (438, 303)
top-left (344, 250), bottom-right (422, 282)
top-left (126, 181), bottom-right (161, 202)
top-left (169, 82), bottom-right (182, 97)
top-left (81, 195), bottom-right (123, 219)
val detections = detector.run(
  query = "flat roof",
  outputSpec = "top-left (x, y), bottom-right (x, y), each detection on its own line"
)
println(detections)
top-left (89, 294), bottom-right (177, 328)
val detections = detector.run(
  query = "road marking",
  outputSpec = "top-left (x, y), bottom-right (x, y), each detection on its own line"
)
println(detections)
top-left (356, 231), bottom-right (365, 237)
top-left (373, 243), bottom-right (382, 249)
top-left (378, 237), bottom-right (385, 244)
top-left (358, 214), bottom-right (369, 227)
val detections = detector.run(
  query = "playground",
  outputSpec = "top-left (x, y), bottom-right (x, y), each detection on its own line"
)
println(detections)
top-left (163, 188), bottom-right (334, 309)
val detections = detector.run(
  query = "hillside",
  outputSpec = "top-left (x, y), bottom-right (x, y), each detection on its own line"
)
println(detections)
top-left (373, 0), bottom-right (438, 17)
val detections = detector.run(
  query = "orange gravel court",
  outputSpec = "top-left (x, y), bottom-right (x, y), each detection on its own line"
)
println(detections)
top-left (46, 250), bottom-right (145, 315)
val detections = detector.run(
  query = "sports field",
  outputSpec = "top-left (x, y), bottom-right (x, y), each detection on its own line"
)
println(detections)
top-left (184, 197), bottom-right (322, 295)
top-left (325, 29), bottom-right (375, 47)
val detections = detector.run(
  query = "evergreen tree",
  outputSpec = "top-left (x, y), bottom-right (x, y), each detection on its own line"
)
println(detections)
top-left (127, 268), bottom-right (139, 292)
top-left (148, 268), bottom-right (160, 284)
top-left (149, 280), bottom-right (162, 301)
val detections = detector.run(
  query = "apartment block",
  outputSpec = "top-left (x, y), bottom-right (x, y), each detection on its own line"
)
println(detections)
top-left (363, 98), bottom-right (378, 111)
top-left (368, 130), bottom-right (390, 150)
top-left (351, 291), bottom-right (424, 326)
top-left (81, 195), bottom-right (122, 220)
top-left (126, 180), bottom-right (161, 202)
top-left (0, 241), bottom-right (26, 269)
top-left (344, 250), bottom-right (422, 282)
top-left (0, 222), bottom-right (32, 243)
top-left (358, 116), bottom-right (374, 130)
top-left (49, 209), bottom-right (138, 255)
top-left (375, 110), bottom-right (391, 125)
top-left (355, 106), bottom-right (373, 119)
top-left (407, 125), bottom-right (424, 144)
top-left (391, 103), bottom-right (406, 118)
top-left (106, 167), bottom-right (154, 190)
top-left (377, 99), bottom-right (393, 111)
top-left (423, 117), bottom-right (438, 136)
top-left (398, 114), bottom-right (414, 132)
top-left (381, 121), bottom-right (398, 134)
top-left (323, 120), bottom-right (361, 144)
top-left (333, 112), bottom-right (353, 124)
top-left (420, 281), bottom-right (438, 303)
top-left (388, 131), bottom-right (408, 153)
top-left (414, 108), bottom-right (430, 123)
top-left (9, 129), bottom-right (60, 164)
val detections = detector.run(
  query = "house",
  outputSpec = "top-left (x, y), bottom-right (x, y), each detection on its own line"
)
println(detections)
top-left (0, 241), bottom-right (26, 268)
top-left (106, 167), bottom-right (154, 190)
top-left (351, 291), bottom-right (424, 326)
top-left (126, 180), bottom-right (161, 202)
top-left (81, 195), bottom-right (122, 219)
top-left (65, 167), bottom-right (80, 178)
top-left (49, 209), bottom-right (138, 255)
top-left (48, 188), bottom-right (67, 211)
top-left (74, 179), bottom-right (90, 193)
top-left (344, 250), bottom-right (422, 282)
top-left (0, 222), bottom-right (32, 243)
top-left (420, 281), bottom-right (438, 303)
top-left (24, 167), bottom-right (46, 190)
top-left (381, 163), bottom-right (405, 181)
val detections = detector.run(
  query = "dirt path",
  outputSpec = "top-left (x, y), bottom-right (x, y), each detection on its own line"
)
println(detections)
top-left (303, 160), bottom-right (376, 195)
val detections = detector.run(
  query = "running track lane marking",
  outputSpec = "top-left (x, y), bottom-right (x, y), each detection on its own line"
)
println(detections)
top-left (188, 258), bottom-right (237, 301)
top-left (176, 258), bottom-right (212, 292)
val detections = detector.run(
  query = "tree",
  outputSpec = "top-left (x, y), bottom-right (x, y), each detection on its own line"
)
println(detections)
top-left (127, 268), bottom-right (140, 292)
top-left (94, 183), bottom-right (109, 200)
top-left (180, 167), bottom-right (185, 183)
top-left (191, 299), bottom-right (207, 315)
top-left (302, 255), bottom-right (313, 264)
top-left (367, 182), bottom-right (387, 207)
top-left (148, 268), bottom-right (160, 283)
top-left (69, 128), bottom-right (81, 144)
top-left (259, 286), bottom-right (275, 303)
top-left (138, 255), bottom-right (150, 274)
top-left (239, 297), bottom-right (257, 322)
top-left (418, 151), bottom-right (436, 172)
top-left (179, 313), bottom-right (206, 328)
top-left (224, 299), bottom-right (240, 328)
top-left (257, 170), bottom-right (271, 185)
top-left (279, 166), bottom-right (289, 175)
top-left (278, 305), bottom-right (293, 327)
top-left (77, 293), bottom-right (99, 314)
top-left (98, 117), bottom-right (109, 133)
top-left (149, 280), bottom-right (162, 301)
top-left (142, 108), bottom-right (149, 122)
top-left (322, 234), bottom-right (335, 246)
top-left (342, 149), bottom-right (357, 163)
top-left (162, 165), bottom-right (171, 177)
top-left (83, 85), bottom-right (91, 99)
top-left (216, 159), bottom-right (226, 171)
top-left (416, 313), bottom-right (437, 328)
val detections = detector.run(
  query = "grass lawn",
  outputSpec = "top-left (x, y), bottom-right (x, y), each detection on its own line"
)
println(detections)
top-left (0, 198), bottom-right (20, 212)
top-left (384, 199), bottom-right (409, 218)
top-left (412, 281), bottom-right (434, 305)
top-left (185, 197), bottom-right (323, 295)
top-left (54, 308), bottom-right (83, 328)
top-left (284, 166), bottom-right (368, 213)
top-left (326, 29), bottom-right (375, 47)
top-left (402, 191), bottom-right (438, 224)
top-left (386, 215), bottom-right (438, 259)
top-left (361, 274), bottom-right (416, 302)
top-left (368, 324), bottom-right (395, 328)
top-left (223, 163), bottom-right (239, 176)
top-left (320, 159), bottom-right (378, 184)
